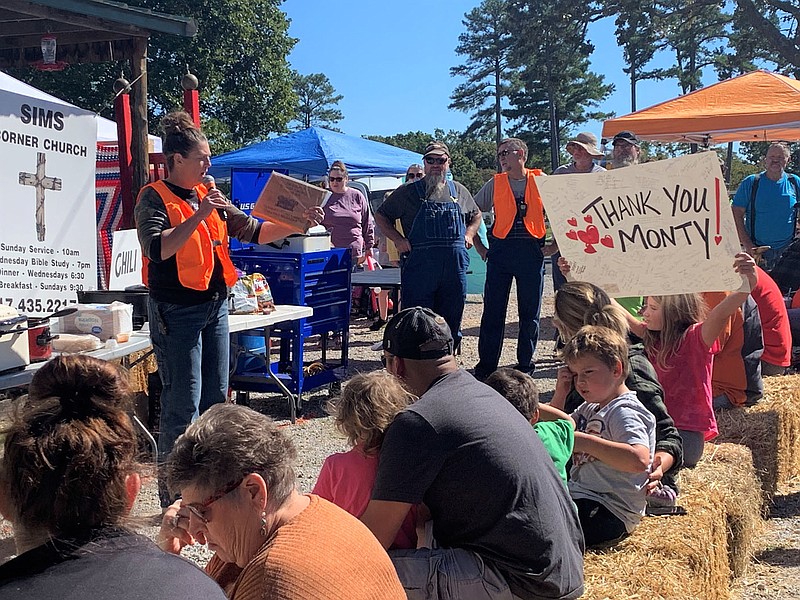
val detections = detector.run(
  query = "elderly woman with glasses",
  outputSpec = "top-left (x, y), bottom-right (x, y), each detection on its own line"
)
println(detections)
top-left (323, 160), bottom-right (375, 266)
top-left (158, 404), bottom-right (405, 600)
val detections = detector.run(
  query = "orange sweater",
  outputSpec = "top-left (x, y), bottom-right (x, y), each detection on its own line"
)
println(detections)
top-left (206, 494), bottom-right (405, 600)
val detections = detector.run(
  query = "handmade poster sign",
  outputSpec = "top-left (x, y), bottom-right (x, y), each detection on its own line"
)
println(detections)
top-left (536, 152), bottom-right (745, 296)
top-left (252, 171), bottom-right (331, 233)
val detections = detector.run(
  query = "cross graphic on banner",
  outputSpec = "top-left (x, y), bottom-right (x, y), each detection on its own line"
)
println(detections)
top-left (19, 152), bottom-right (62, 242)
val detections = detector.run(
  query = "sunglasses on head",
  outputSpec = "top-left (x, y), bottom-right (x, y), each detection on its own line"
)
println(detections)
top-left (497, 149), bottom-right (519, 158)
top-left (329, 176), bottom-right (345, 182)
top-left (425, 156), bottom-right (447, 165)
top-left (406, 172), bottom-right (424, 179)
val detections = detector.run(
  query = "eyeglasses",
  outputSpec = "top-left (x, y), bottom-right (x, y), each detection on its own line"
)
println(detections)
top-left (424, 156), bottom-right (447, 165)
top-left (184, 478), bottom-right (243, 524)
top-left (406, 173), bottom-right (424, 179)
top-left (497, 149), bottom-right (520, 158)
top-left (329, 176), bottom-right (345, 183)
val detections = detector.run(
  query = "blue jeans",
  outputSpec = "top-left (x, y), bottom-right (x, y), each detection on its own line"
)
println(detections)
top-left (148, 296), bottom-right (229, 462)
top-left (475, 238), bottom-right (544, 379)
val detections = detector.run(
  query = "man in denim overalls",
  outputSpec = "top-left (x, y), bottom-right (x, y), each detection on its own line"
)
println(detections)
top-left (375, 142), bottom-right (482, 350)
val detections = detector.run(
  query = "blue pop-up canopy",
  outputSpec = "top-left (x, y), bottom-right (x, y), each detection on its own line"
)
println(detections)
top-left (208, 126), bottom-right (422, 179)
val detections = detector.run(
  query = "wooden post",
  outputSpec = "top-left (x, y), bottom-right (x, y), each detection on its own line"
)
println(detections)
top-left (183, 89), bottom-right (199, 126)
top-left (113, 77), bottom-right (133, 230)
top-left (128, 35), bottom-right (150, 229)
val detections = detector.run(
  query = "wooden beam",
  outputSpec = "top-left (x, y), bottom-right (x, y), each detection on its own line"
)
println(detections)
top-left (127, 35), bottom-right (148, 229)
top-left (0, 19), bottom-right (84, 36)
top-left (0, 31), bottom-right (134, 51)
top-left (1, 1), bottom-right (148, 37)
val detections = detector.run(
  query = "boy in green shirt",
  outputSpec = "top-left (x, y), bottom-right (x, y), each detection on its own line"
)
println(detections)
top-left (485, 368), bottom-right (575, 483)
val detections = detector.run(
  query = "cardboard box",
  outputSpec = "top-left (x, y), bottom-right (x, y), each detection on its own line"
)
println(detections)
top-left (59, 302), bottom-right (133, 341)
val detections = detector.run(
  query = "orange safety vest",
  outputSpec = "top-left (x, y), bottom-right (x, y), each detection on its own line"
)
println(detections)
top-left (491, 169), bottom-right (546, 239)
top-left (139, 180), bottom-right (238, 291)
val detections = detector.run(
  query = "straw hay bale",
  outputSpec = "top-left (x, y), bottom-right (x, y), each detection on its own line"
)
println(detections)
top-left (683, 443), bottom-right (764, 578)
top-left (714, 374), bottom-right (800, 500)
top-left (117, 348), bottom-right (157, 394)
top-left (583, 477), bottom-right (730, 600)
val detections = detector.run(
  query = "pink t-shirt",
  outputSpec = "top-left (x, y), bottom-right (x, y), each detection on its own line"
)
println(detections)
top-left (312, 446), bottom-right (417, 549)
top-left (650, 323), bottom-right (720, 440)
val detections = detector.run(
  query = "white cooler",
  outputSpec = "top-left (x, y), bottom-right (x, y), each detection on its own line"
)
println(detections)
top-left (259, 226), bottom-right (332, 253)
top-left (0, 306), bottom-right (30, 372)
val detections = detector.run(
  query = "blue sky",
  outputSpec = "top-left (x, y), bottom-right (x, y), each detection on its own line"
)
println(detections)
top-left (282, 0), bottom-right (724, 144)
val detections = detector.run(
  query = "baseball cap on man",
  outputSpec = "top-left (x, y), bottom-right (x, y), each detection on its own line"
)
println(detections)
top-left (566, 132), bottom-right (603, 158)
top-left (423, 141), bottom-right (450, 157)
top-left (612, 131), bottom-right (640, 147)
top-left (376, 306), bottom-right (454, 359)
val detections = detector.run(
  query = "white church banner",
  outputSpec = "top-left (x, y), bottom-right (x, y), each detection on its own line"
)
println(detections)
top-left (0, 89), bottom-right (97, 316)
top-left (536, 152), bottom-right (745, 296)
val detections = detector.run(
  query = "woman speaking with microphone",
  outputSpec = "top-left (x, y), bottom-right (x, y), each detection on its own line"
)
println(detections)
top-left (135, 111), bottom-right (323, 507)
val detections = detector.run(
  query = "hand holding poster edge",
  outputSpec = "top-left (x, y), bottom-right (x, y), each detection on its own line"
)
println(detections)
top-left (252, 172), bottom-right (332, 234)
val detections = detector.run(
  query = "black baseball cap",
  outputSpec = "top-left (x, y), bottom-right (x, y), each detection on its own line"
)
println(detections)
top-left (612, 130), bottom-right (640, 147)
top-left (376, 307), bottom-right (454, 360)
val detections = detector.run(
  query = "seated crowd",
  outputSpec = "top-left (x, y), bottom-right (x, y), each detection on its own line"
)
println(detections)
top-left (1, 129), bottom-right (795, 599)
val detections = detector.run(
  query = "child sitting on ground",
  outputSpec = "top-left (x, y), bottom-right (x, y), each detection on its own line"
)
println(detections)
top-left (484, 368), bottom-right (575, 484)
top-left (561, 325), bottom-right (656, 549)
top-left (312, 371), bottom-right (418, 549)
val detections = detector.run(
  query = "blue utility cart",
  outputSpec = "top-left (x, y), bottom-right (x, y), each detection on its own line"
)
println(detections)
top-left (229, 248), bottom-right (351, 416)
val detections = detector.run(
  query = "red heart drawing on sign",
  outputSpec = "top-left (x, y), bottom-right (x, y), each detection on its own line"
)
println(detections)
top-left (577, 225), bottom-right (599, 245)
top-left (584, 215), bottom-right (593, 224)
top-left (584, 244), bottom-right (597, 254)
top-left (567, 217), bottom-right (578, 227)
top-left (714, 235), bottom-right (722, 245)
top-left (600, 235), bottom-right (614, 248)
top-left (566, 230), bottom-right (578, 240)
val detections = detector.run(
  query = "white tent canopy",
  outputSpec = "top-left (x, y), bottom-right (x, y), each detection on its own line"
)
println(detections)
top-left (0, 70), bottom-right (162, 151)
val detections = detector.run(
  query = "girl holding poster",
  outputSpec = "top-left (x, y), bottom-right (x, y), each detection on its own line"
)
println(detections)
top-left (629, 253), bottom-right (758, 467)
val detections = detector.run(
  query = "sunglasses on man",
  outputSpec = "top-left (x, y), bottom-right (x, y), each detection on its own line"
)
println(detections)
top-left (329, 176), bottom-right (345, 182)
top-left (424, 156), bottom-right (447, 165)
top-left (406, 172), bottom-right (424, 179)
top-left (497, 149), bottom-right (520, 158)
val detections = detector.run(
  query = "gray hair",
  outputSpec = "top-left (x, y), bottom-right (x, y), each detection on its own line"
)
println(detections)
top-left (768, 142), bottom-right (791, 159)
top-left (167, 404), bottom-right (297, 511)
top-left (499, 137), bottom-right (528, 160)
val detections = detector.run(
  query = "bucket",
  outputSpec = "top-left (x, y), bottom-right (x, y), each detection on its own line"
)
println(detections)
top-left (233, 333), bottom-right (268, 375)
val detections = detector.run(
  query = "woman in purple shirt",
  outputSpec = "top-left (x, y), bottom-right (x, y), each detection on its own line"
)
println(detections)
top-left (323, 160), bottom-right (375, 265)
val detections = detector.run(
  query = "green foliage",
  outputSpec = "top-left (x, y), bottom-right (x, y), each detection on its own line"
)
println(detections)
top-left (449, 0), bottom-right (518, 146)
top-left (732, 0), bottom-right (800, 77)
top-left (647, 0), bottom-right (730, 95)
top-left (366, 130), bottom-right (498, 193)
top-left (8, 0), bottom-right (297, 154)
top-left (505, 0), bottom-right (614, 170)
top-left (291, 72), bottom-right (344, 131)
top-left (605, 0), bottom-right (661, 111)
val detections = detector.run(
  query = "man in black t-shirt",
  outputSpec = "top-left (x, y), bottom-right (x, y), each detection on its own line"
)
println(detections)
top-left (362, 307), bottom-right (584, 600)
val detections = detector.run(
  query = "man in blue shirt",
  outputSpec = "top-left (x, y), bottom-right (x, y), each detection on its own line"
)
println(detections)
top-left (732, 142), bottom-right (800, 270)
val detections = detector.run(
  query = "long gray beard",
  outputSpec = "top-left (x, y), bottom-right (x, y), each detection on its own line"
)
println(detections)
top-left (425, 172), bottom-right (449, 200)
top-left (612, 156), bottom-right (637, 169)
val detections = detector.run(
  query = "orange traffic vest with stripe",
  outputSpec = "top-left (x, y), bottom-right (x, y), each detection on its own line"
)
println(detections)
top-left (140, 180), bottom-right (238, 291)
top-left (491, 169), bottom-right (546, 239)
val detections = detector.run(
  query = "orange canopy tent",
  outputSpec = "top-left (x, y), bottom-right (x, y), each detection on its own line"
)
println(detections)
top-left (602, 70), bottom-right (800, 144)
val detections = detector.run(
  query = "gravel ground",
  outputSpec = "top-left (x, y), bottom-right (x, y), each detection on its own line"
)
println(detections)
top-left (2, 265), bottom-right (798, 598)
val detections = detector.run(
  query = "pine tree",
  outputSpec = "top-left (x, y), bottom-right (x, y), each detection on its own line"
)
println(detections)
top-left (732, 0), bottom-right (800, 76)
top-left (291, 72), bottom-right (344, 131)
top-left (505, 0), bottom-right (613, 170)
top-left (449, 0), bottom-right (518, 147)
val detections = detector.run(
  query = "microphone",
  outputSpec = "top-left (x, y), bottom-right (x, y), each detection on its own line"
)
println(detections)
top-left (202, 174), bottom-right (227, 221)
